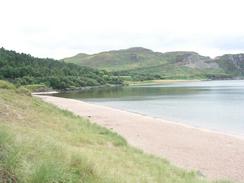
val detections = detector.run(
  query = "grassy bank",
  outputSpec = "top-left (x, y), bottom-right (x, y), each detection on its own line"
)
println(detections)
top-left (0, 83), bottom-right (229, 182)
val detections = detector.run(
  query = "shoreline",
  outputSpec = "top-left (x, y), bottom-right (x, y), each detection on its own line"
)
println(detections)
top-left (93, 103), bottom-right (244, 141)
top-left (35, 95), bottom-right (244, 182)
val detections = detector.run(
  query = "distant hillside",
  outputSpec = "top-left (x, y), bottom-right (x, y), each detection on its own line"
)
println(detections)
top-left (63, 47), bottom-right (167, 71)
top-left (216, 54), bottom-right (244, 76)
top-left (63, 47), bottom-right (244, 80)
top-left (0, 48), bottom-right (122, 89)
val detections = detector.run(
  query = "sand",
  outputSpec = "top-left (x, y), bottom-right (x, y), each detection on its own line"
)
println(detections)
top-left (35, 95), bottom-right (244, 182)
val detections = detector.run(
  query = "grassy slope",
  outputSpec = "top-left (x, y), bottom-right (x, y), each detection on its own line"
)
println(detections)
top-left (117, 63), bottom-right (226, 79)
top-left (0, 87), bottom-right (230, 182)
top-left (62, 48), bottom-right (168, 71)
top-left (62, 48), bottom-right (228, 79)
top-left (63, 53), bottom-right (90, 65)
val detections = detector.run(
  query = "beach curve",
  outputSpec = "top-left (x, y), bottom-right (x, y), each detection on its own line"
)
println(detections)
top-left (35, 95), bottom-right (244, 182)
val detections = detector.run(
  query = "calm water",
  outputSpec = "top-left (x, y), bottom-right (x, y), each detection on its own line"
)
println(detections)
top-left (55, 80), bottom-right (244, 136)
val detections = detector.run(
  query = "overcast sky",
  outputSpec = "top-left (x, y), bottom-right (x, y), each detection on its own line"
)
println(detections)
top-left (0, 0), bottom-right (244, 59)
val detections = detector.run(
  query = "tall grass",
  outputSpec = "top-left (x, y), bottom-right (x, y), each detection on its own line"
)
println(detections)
top-left (0, 84), bottom-right (231, 183)
top-left (0, 80), bottom-right (16, 90)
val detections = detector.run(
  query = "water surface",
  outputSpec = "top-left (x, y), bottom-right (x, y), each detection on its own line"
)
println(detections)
top-left (55, 80), bottom-right (244, 136)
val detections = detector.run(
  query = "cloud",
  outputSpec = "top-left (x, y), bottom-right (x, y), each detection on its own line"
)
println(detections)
top-left (0, 0), bottom-right (244, 59)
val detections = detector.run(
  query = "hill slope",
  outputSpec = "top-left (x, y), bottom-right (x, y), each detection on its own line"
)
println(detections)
top-left (216, 54), bottom-right (244, 76)
top-left (0, 84), bottom-right (226, 183)
top-left (63, 47), bottom-right (167, 71)
top-left (0, 48), bottom-right (122, 89)
top-left (63, 47), bottom-right (244, 80)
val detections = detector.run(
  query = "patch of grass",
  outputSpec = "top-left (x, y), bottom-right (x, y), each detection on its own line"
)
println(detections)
top-left (0, 80), bottom-right (16, 90)
top-left (0, 86), bottom-right (231, 183)
top-left (16, 86), bottom-right (31, 96)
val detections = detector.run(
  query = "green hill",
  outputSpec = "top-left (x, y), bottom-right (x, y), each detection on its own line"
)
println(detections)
top-left (63, 47), bottom-right (244, 80)
top-left (0, 48), bottom-right (122, 90)
top-left (63, 47), bottom-right (168, 71)
top-left (0, 83), bottom-right (229, 183)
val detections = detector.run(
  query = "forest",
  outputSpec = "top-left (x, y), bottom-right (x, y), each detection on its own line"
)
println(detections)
top-left (0, 48), bottom-right (123, 89)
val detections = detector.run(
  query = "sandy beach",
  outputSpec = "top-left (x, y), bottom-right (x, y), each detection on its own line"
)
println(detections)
top-left (36, 95), bottom-right (244, 182)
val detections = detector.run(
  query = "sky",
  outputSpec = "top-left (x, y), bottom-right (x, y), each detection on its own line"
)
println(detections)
top-left (0, 0), bottom-right (244, 59)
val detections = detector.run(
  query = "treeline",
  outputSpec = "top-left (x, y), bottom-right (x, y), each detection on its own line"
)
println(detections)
top-left (0, 48), bottom-right (123, 89)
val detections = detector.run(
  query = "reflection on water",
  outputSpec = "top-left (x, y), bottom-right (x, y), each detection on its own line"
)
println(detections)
top-left (55, 80), bottom-right (244, 136)
top-left (55, 85), bottom-right (204, 100)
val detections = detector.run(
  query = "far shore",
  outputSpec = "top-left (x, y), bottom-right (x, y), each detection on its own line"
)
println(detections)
top-left (35, 95), bottom-right (244, 182)
top-left (126, 79), bottom-right (202, 85)
top-left (31, 80), bottom-right (200, 95)
top-left (31, 79), bottom-right (244, 95)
